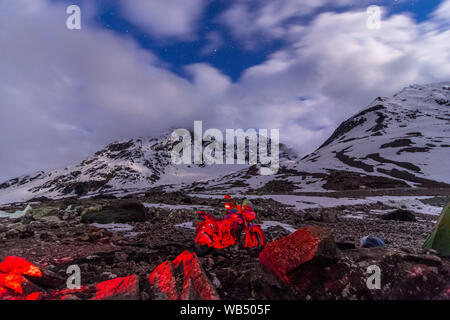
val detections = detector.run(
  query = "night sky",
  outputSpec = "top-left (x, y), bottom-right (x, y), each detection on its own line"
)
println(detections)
top-left (64, 0), bottom-right (444, 80)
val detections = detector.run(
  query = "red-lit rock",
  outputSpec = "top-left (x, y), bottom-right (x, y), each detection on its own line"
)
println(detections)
top-left (0, 256), bottom-right (43, 299)
top-left (39, 286), bottom-right (92, 300)
top-left (25, 292), bottom-right (41, 300)
top-left (259, 226), bottom-right (340, 284)
top-left (174, 251), bottom-right (220, 300)
top-left (149, 251), bottom-right (219, 300)
top-left (25, 268), bottom-right (65, 290)
top-left (0, 273), bottom-right (43, 298)
top-left (149, 261), bottom-right (178, 300)
top-left (0, 256), bottom-right (42, 277)
top-left (92, 275), bottom-right (139, 300)
top-left (0, 274), bottom-right (23, 294)
top-left (0, 286), bottom-right (7, 299)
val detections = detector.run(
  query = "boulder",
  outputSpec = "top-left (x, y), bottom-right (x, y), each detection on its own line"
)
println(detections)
top-left (381, 209), bottom-right (416, 221)
top-left (81, 202), bottom-right (148, 224)
top-left (259, 226), bottom-right (341, 284)
top-left (0, 274), bottom-right (42, 298)
top-left (148, 251), bottom-right (220, 300)
top-left (4, 223), bottom-right (34, 239)
top-left (320, 210), bottom-right (339, 223)
top-left (303, 211), bottom-right (321, 221)
top-left (148, 261), bottom-right (177, 300)
top-left (0, 256), bottom-right (43, 299)
top-left (36, 286), bottom-right (94, 300)
top-left (41, 216), bottom-right (63, 226)
top-left (33, 275), bottom-right (140, 300)
top-left (5, 229), bottom-right (19, 238)
top-left (25, 207), bottom-right (59, 220)
top-left (24, 269), bottom-right (66, 290)
top-left (403, 254), bottom-right (442, 267)
top-left (92, 275), bottom-right (140, 300)
top-left (6, 223), bottom-right (26, 233)
top-left (0, 256), bottom-right (42, 277)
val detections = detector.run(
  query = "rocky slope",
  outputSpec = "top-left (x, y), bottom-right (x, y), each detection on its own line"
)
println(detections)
top-left (0, 131), bottom-right (295, 204)
top-left (195, 82), bottom-right (450, 193)
top-left (0, 193), bottom-right (448, 300)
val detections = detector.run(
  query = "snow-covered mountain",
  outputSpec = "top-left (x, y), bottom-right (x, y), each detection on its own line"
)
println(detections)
top-left (0, 82), bottom-right (448, 204)
top-left (0, 130), bottom-right (296, 204)
top-left (192, 82), bottom-right (450, 193)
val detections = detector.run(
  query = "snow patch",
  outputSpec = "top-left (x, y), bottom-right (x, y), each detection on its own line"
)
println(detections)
top-left (0, 205), bottom-right (32, 219)
top-left (260, 221), bottom-right (297, 233)
top-left (91, 223), bottom-right (134, 232)
top-left (143, 203), bottom-right (213, 210)
top-left (174, 222), bottom-right (196, 230)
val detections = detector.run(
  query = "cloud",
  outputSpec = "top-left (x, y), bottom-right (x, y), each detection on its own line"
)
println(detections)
top-left (218, 0), bottom-right (411, 49)
top-left (432, 0), bottom-right (450, 29)
top-left (0, 0), bottom-right (211, 181)
top-left (434, 0), bottom-right (450, 19)
top-left (209, 4), bottom-right (450, 152)
top-left (120, 0), bottom-right (206, 39)
top-left (185, 63), bottom-right (231, 96)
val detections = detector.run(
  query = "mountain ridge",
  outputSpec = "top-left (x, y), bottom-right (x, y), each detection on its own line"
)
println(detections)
top-left (186, 82), bottom-right (450, 193)
top-left (0, 82), bottom-right (449, 204)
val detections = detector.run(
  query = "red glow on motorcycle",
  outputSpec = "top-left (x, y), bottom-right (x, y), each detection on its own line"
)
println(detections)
top-left (194, 195), bottom-right (266, 255)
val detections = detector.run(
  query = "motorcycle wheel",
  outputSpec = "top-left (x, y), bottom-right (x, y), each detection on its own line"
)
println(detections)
top-left (194, 230), bottom-right (212, 256)
top-left (247, 230), bottom-right (264, 258)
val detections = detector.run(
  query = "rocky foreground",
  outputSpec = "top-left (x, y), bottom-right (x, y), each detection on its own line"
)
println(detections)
top-left (0, 192), bottom-right (449, 300)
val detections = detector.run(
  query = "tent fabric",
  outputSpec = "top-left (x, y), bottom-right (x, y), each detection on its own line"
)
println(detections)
top-left (423, 203), bottom-right (450, 256)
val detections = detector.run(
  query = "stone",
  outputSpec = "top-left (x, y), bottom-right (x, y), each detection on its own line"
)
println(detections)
top-left (25, 269), bottom-right (66, 289)
top-left (28, 221), bottom-right (45, 229)
top-left (25, 207), bottom-right (59, 220)
top-left (41, 216), bottom-right (63, 226)
top-left (81, 202), bottom-right (148, 224)
top-left (5, 229), bottom-right (19, 238)
top-left (259, 226), bottom-right (341, 284)
top-left (303, 211), bottom-right (321, 221)
top-left (381, 209), bottom-right (416, 221)
top-left (114, 252), bottom-right (128, 262)
top-left (403, 254), bottom-right (442, 267)
top-left (0, 256), bottom-right (43, 298)
top-left (7, 223), bottom-right (27, 232)
top-left (320, 210), bottom-right (339, 223)
top-left (149, 251), bottom-right (220, 300)
top-left (92, 275), bottom-right (140, 300)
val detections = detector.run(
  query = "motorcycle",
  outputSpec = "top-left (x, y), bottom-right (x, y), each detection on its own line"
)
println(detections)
top-left (194, 195), bottom-right (266, 256)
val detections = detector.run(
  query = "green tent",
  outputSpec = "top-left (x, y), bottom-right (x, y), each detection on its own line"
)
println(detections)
top-left (423, 203), bottom-right (450, 256)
